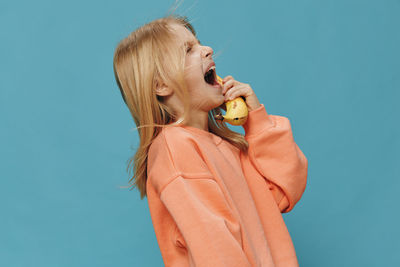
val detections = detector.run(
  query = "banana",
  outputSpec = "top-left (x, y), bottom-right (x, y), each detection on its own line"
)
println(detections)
top-left (214, 75), bottom-right (249, 126)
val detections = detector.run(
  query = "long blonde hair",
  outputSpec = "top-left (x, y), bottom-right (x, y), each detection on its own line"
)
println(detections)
top-left (113, 13), bottom-right (249, 199)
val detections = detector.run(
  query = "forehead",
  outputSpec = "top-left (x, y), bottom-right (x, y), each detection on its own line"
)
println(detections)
top-left (169, 23), bottom-right (200, 45)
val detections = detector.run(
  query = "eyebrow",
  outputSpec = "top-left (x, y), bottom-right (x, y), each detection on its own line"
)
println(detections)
top-left (183, 39), bottom-right (201, 47)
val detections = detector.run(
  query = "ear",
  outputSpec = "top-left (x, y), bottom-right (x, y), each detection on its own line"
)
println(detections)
top-left (155, 82), bottom-right (173, 97)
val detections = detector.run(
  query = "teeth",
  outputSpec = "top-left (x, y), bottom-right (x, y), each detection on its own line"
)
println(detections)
top-left (205, 66), bottom-right (216, 75)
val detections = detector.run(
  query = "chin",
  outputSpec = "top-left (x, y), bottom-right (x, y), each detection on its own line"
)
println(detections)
top-left (211, 98), bottom-right (226, 111)
top-left (218, 95), bottom-right (226, 106)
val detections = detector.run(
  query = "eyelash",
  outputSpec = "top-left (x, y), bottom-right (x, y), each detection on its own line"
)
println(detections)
top-left (186, 46), bottom-right (192, 53)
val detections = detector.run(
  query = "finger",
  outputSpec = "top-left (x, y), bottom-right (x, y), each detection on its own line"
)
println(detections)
top-left (224, 85), bottom-right (249, 101)
top-left (222, 79), bottom-right (238, 94)
top-left (223, 75), bottom-right (234, 83)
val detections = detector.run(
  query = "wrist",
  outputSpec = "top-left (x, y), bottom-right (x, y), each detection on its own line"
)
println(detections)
top-left (247, 100), bottom-right (261, 112)
top-left (246, 94), bottom-right (261, 112)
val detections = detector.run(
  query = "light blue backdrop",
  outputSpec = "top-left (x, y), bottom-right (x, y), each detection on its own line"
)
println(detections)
top-left (1, 0), bottom-right (399, 266)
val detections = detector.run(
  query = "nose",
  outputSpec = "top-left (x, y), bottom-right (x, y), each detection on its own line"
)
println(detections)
top-left (201, 45), bottom-right (213, 59)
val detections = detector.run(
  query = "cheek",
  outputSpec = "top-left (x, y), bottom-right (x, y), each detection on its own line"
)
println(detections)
top-left (184, 66), bottom-right (204, 84)
top-left (185, 56), bottom-right (203, 76)
top-left (184, 74), bottom-right (201, 91)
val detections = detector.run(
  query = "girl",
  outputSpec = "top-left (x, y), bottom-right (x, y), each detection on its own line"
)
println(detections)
top-left (113, 14), bottom-right (308, 267)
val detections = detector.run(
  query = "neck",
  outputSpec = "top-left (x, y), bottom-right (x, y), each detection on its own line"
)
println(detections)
top-left (162, 93), bottom-right (210, 132)
top-left (183, 109), bottom-right (209, 132)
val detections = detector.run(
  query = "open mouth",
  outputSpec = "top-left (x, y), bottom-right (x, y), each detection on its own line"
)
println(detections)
top-left (204, 66), bottom-right (219, 86)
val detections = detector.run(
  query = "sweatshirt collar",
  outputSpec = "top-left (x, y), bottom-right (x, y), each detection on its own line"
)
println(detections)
top-left (179, 125), bottom-right (222, 145)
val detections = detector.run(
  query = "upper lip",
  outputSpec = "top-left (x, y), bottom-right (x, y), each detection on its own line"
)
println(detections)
top-left (204, 62), bottom-right (216, 75)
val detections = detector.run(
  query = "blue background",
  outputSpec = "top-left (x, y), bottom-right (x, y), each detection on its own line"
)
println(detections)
top-left (1, 0), bottom-right (399, 266)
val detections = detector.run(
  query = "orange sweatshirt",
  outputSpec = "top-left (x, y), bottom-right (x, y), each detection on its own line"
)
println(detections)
top-left (146, 103), bottom-right (308, 267)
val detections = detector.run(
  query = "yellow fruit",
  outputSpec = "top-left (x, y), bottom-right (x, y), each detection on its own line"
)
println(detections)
top-left (214, 75), bottom-right (248, 126)
top-left (216, 75), bottom-right (224, 86)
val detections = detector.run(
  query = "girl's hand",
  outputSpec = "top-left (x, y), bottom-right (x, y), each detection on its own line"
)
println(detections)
top-left (221, 75), bottom-right (261, 112)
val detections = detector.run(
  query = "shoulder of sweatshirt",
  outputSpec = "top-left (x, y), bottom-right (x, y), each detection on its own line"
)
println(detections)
top-left (243, 103), bottom-right (292, 139)
top-left (147, 126), bottom-right (214, 196)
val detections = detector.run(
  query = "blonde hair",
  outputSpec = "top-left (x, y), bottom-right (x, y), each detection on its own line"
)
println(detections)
top-left (113, 13), bottom-right (249, 200)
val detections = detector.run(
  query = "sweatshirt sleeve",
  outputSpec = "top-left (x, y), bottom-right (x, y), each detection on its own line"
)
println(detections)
top-left (160, 176), bottom-right (252, 267)
top-left (242, 104), bottom-right (308, 213)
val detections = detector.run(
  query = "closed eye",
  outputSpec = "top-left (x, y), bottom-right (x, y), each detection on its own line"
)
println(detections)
top-left (184, 38), bottom-right (201, 54)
